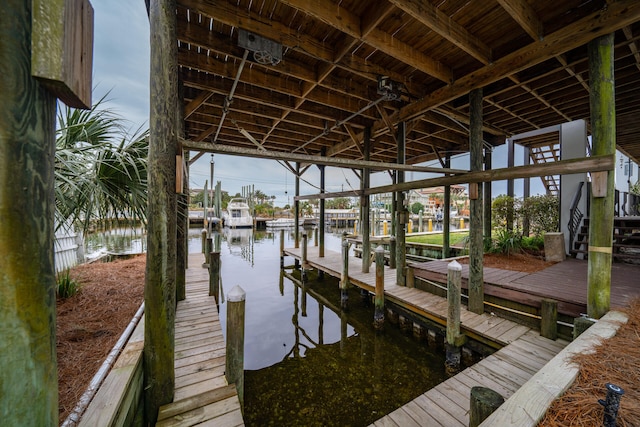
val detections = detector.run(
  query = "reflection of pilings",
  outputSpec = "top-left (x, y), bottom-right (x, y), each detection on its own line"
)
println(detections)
top-left (374, 246), bottom-right (385, 330)
top-left (301, 233), bottom-right (308, 281)
top-left (318, 303), bottom-right (324, 345)
top-left (293, 285), bottom-right (300, 358)
top-left (341, 239), bottom-right (349, 309)
top-left (301, 276), bottom-right (308, 317)
top-left (279, 270), bottom-right (284, 296)
top-left (340, 311), bottom-right (348, 356)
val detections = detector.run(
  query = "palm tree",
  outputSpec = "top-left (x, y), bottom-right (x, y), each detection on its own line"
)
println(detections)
top-left (55, 95), bottom-right (149, 233)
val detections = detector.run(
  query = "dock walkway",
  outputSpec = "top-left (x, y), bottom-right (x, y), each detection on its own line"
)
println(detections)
top-left (156, 253), bottom-right (244, 427)
top-left (283, 247), bottom-right (569, 426)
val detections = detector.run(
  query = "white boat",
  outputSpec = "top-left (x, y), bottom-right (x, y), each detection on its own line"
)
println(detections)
top-left (223, 198), bottom-right (254, 228)
top-left (265, 217), bottom-right (296, 228)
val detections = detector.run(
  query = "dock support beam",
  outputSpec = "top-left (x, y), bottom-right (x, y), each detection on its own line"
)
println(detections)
top-left (226, 286), bottom-right (246, 411)
top-left (341, 239), bottom-right (350, 309)
top-left (209, 251), bottom-right (220, 302)
top-left (145, 0), bottom-right (178, 422)
top-left (361, 127), bottom-right (371, 273)
top-left (318, 150), bottom-right (326, 260)
top-left (301, 233), bottom-right (308, 280)
top-left (396, 122), bottom-right (407, 286)
top-left (374, 246), bottom-right (385, 330)
top-left (443, 153), bottom-right (451, 258)
top-left (484, 149), bottom-right (493, 240)
top-left (0, 2), bottom-right (58, 423)
top-left (294, 162), bottom-right (300, 249)
top-left (279, 228), bottom-right (285, 268)
top-left (587, 33), bottom-right (615, 319)
top-left (468, 88), bottom-right (485, 314)
top-left (446, 261), bottom-right (465, 374)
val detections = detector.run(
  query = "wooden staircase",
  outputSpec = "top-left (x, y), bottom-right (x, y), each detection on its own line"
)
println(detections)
top-left (570, 216), bottom-right (640, 262)
top-left (530, 145), bottom-right (560, 196)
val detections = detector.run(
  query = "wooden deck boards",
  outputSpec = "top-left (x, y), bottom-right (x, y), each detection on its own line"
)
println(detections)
top-left (285, 247), bottom-right (534, 347)
top-left (413, 257), bottom-right (640, 317)
top-left (156, 253), bottom-right (244, 427)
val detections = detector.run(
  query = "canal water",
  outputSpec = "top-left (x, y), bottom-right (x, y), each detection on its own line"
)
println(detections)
top-left (88, 226), bottom-right (448, 426)
top-left (212, 227), bottom-right (447, 427)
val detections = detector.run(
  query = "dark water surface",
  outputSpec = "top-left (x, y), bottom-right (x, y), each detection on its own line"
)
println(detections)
top-left (208, 227), bottom-right (448, 427)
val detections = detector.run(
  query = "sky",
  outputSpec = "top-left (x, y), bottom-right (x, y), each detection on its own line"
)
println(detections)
top-left (91, 0), bottom-right (546, 208)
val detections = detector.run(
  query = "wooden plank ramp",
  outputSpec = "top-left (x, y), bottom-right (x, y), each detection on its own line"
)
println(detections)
top-left (371, 330), bottom-right (567, 427)
top-left (156, 253), bottom-right (244, 427)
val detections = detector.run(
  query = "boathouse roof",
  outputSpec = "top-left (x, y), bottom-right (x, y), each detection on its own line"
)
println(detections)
top-left (174, 0), bottom-right (640, 168)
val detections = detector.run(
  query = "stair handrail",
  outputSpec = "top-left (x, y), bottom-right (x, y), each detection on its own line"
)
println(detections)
top-left (568, 181), bottom-right (585, 250)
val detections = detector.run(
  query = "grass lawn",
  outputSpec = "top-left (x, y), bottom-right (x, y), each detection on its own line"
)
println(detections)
top-left (406, 231), bottom-right (469, 246)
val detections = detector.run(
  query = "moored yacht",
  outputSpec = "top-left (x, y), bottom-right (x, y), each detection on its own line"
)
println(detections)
top-left (223, 198), bottom-right (254, 228)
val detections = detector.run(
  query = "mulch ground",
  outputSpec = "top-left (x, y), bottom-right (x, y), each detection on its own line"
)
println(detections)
top-left (57, 255), bottom-right (145, 423)
top-left (56, 253), bottom-right (639, 426)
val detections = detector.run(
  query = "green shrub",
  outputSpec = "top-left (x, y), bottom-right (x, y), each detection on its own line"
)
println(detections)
top-left (521, 194), bottom-right (559, 236)
top-left (56, 269), bottom-right (81, 298)
top-left (490, 229), bottom-right (523, 255)
top-left (492, 195), bottom-right (522, 232)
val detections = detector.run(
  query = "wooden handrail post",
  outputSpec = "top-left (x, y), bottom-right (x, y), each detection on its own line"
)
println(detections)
top-left (374, 246), bottom-right (385, 330)
top-left (226, 285), bottom-right (246, 411)
top-left (341, 239), bottom-right (350, 309)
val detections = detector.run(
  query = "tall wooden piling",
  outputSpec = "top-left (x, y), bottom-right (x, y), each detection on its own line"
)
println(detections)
top-left (0, 1), bottom-right (59, 422)
top-left (446, 260), bottom-right (464, 373)
top-left (279, 228), bottom-right (285, 268)
top-left (587, 33), bottom-right (615, 319)
top-left (341, 239), bottom-right (350, 309)
top-left (301, 233), bottom-right (308, 280)
top-left (209, 251), bottom-right (220, 302)
top-left (389, 236), bottom-right (396, 269)
top-left (226, 285), bottom-right (246, 411)
top-left (468, 87), bottom-right (485, 315)
top-left (361, 128), bottom-right (371, 274)
top-left (374, 246), bottom-right (385, 330)
top-left (314, 227), bottom-right (318, 247)
top-left (201, 228), bottom-right (207, 253)
top-left (419, 210), bottom-right (423, 232)
top-left (145, 0), bottom-right (178, 421)
top-left (204, 236), bottom-right (212, 267)
top-left (395, 122), bottom-right (406, 287)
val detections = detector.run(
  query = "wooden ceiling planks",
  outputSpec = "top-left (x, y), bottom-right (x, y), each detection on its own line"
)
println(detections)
top-left (176, 0), bottom-right (640, 165)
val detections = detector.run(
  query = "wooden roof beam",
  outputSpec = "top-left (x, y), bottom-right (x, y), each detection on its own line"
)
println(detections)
top-left (278, 0), bottom-right (453, 83)
top-left (622, 26), bottom-right (640, 72)
top-left (387, 0), bottom-right (492, 64)
top-left (180, 137), bottom-right (468, 174)
top-left (496, 0), bottom-right (544, 41)
top-left (294, 154), bottom-right (614, 200)
top-left (184, 90), bottom-right (213, 119)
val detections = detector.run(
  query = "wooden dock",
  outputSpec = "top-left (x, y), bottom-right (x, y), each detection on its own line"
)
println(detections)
top-left (156, 253), bottom-right (244, 427)
top-left (412, 257), bottom-right (640, 318)
top-left (283, 246), bottom-right (573, 426)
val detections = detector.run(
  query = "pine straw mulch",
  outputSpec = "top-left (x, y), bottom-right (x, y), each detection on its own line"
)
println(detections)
top-left (56, 255), bottom-right (145, 423)
top-left (458, 251), bottom-right (556, 273)
top-left (539, 297), bottom-right (640, 427)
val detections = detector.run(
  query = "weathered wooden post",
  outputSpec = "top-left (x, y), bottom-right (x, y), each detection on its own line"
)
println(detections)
top-left (470, 386), bottom-right (504, 427)
top-left (419, 210), bottom-right (423, 232)
top-left (1, 1), bottom-right (64, 422)
top-left (203, 236), bottom-right (212, 267)
top-left (209, 251), bottom-right (220, 302)
top-left (145, 0), bottom-right (179, 421)
top-left (587, 33), bottom-right (615, 319)
top-left (226, 285), bottom-right (246, 411)
top-left (279, 228), bottom-right (285, 268)
top-left (314, 226), bottom-right (318, 247)
top-left (540, 298), bottom-right (558, 340)
top-left (201, 228), bottom-right (207, 253)
top-left (341, 238), bottom-right (350, 309)
top-left (389, 236), bottom-right (396, 269)
top-left (374, 246), bottom-right (385, 330)
top-left (468, 87), bottom-right (484, 315)
top-left (301, 233), bottom-right (308, 280)
top-left (446, 260), bottom-right (465, 374)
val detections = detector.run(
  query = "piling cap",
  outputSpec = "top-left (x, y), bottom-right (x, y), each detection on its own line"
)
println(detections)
top-left (228, 285), bottom-right (246, 302)
top-left (448, 260), bottom-right (462, 271)
top-left (375, 245), bottom-right (384, 253)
